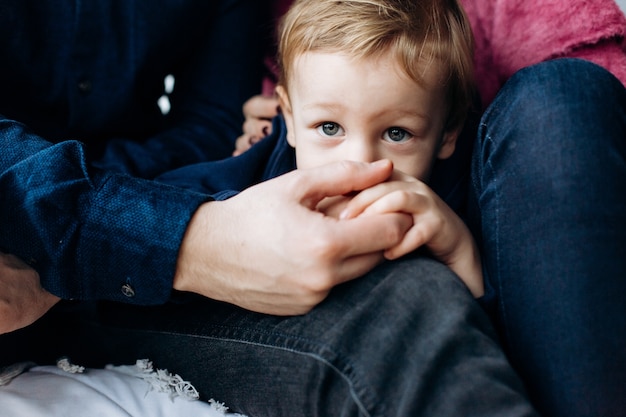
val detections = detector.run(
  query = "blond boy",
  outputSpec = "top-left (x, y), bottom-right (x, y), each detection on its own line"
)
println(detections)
top-left (275, 0), bottom-right (482, 296)
top-left (160, 0), bottom-right (483, 296)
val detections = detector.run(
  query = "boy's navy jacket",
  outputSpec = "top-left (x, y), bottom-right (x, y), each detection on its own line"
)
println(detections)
top-left (156, 116), bottom-right (296, 200)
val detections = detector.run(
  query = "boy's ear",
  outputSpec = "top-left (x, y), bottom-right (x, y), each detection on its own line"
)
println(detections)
top-left (275, 85), bottom-right (296, 147)
top-left (437, 126), bottom-right (461, 160)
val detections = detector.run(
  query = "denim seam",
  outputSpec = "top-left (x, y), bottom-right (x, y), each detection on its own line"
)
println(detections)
top-left (226, 338), bottom-right (372, 417)
top-left (111, 325), bottom-right (378, 416)
top-left (482, 129), bottom-right (511, 345)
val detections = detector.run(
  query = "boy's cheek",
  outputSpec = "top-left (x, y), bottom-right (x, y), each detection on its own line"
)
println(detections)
top-left (295, 144), bottom-right (339, 171)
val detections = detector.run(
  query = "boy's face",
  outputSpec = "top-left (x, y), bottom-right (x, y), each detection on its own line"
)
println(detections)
top-left (277, 51), bottom-right (459, 181)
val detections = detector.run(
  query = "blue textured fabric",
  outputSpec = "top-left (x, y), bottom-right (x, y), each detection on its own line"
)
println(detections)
top-left (0, 0), bottom-right (269, 304)
top-left (155, 116), bottom-right (296, 198)
top-left (468, 58), bottom-right (626, 417)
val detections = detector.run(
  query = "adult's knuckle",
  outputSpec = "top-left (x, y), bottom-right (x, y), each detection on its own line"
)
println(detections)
top-left (300, 275), bottom-right (333, 299)
top-left (308, 232), bottom-right (341, 261)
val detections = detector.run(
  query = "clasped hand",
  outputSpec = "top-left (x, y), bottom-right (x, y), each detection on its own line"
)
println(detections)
top-left (336, 170), bottom-right (484, 297)
top-left (232, 94), bottom-right (483, 301)
top-left (174, 159), bottom-right (415, 315)
top-left (174, 159), bottom-right (483, 319)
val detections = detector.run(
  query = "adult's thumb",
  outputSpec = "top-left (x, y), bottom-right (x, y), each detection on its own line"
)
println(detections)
top-left (294, 160), bottom-right (394, 207)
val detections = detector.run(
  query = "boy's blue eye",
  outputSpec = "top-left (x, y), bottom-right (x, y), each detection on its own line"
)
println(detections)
top-left (318, 122), bottom-right (343, 136)
top-left (384, 127), bottom-right (410, 143)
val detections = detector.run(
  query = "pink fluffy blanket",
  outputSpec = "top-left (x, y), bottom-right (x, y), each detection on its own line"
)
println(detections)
top-left (463, 0), bottom-right (626, 106)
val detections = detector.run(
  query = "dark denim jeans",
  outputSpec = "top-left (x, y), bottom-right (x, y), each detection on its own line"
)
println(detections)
top-left (1, 257), bottom-right (537, 417)
top-left (469, 58), bottom-right (626, 417)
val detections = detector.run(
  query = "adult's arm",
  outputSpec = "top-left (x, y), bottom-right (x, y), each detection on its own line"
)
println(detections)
top-left (0, 118), bottom-right (208, 305)
top-left (0, 0), bottom-right (268, 305)
top-left (462, 0), bottom-right (626, 106)
top-left (1, 123), bottom-right (411, 312)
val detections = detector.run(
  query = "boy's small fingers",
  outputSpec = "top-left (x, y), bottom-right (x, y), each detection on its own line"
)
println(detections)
top-left (341, 183), bottom-right (401, 219)
top-left (384, 226), bottom-right (429, 260)
top-left (243, 118), bottom-right (273, 138)
top-left (359, 190), bottom-right (427, 217)
top-left (243, 95), bottom-right (280, 119)
top-left (333, 212), bottom-right (413, 257)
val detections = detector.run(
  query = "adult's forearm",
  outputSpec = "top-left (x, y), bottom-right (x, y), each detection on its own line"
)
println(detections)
top-left (1, 119), bottom-right (209, 304)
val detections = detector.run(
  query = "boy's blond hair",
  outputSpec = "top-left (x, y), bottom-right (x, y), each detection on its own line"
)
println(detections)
top-left (277, 0), bottom-right (475, 131)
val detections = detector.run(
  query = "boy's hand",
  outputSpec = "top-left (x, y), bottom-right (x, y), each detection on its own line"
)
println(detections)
top-left (234, 95), bottom-right (280, 156)
top-left (340, 170), bottom-right (484, 297)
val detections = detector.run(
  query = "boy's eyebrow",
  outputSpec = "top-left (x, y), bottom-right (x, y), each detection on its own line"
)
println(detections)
top-left (302, 101), bottom-right (431, 121)
top-left (301, 102), bottom-right (346, 112)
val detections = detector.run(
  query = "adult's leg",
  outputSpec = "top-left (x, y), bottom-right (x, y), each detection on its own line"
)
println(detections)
top-left (62, 257), bottom-right (537, 417)
top-left (470, 58), bottom-right (626, 416)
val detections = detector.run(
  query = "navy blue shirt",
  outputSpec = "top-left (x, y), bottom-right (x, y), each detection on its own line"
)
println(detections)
top-left (0, 0), bottom-right (270, 304)
top-left (155, 115), bottom-right (296, 198)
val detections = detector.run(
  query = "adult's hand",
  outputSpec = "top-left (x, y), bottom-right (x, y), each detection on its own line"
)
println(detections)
top-left (173, 160), bottom-right (413, 315)
top-left (0, 252), bottom-right (61, 334)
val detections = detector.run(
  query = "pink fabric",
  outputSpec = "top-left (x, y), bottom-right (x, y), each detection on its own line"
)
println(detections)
top-left (261, 0), bottom-right (293, 96)
top-left (463, 0), bottom-right (626, 106)
top-left (266, 0), bottom-right (626, 107)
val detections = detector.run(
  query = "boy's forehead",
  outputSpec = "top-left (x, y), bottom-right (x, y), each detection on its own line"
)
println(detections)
top-left (289, 50), bottom-right (444, 92)
top-left (287, 50), bottom-right (448, 121)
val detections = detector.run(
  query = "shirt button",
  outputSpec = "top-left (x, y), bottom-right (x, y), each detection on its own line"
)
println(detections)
top-left (121, 283), bottom-right (135, 298)
top-left (77, 79), bottom-right (92, 94)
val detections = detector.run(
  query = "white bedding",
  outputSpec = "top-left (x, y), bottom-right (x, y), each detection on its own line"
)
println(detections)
top-left (0, 359), bottom-right (246, 417)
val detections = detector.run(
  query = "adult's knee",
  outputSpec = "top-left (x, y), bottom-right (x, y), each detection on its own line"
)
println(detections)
top-left (359, 256), bottom-right (489, 333)
top-left (476, 58), bottom-right (626, 187)
top-left (481, 59), bottom-right (626, 153)
top-left (490, 58), bottom-right (625, 124)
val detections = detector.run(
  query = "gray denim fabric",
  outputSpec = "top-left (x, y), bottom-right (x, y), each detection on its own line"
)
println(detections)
top-left (36, 257), bottom-right (537, 417)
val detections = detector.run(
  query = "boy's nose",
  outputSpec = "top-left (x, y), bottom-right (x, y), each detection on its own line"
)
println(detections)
top-left (345, 139), bottom-right (376, 163)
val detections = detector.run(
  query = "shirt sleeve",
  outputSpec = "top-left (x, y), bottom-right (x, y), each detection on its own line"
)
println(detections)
top-left (0, 118), bottom-right (211, 305)
top-left (462, 0), bottom-right (626, 106)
